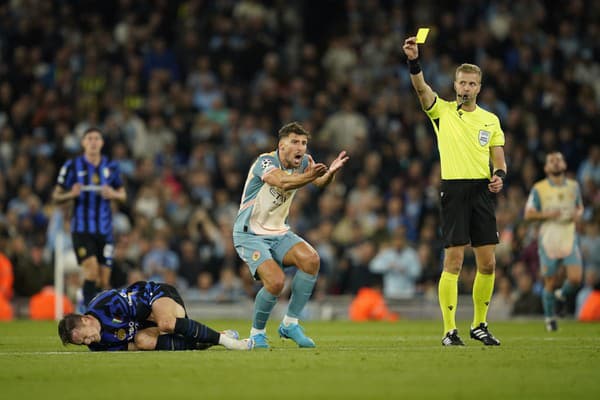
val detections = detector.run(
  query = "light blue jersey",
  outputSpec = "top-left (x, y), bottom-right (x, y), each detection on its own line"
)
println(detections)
top-left (233, 150), bottom-right (309, 235)
top-left (525, 177), bottom-right (583, 275)
top-left (233, 150), bottom-right (309, 277)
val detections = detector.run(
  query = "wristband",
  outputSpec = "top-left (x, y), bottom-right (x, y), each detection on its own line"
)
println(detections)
top-left (407, 58), bottom-right (422, 75)
top-left (493, 170), bottom-right (507, 181)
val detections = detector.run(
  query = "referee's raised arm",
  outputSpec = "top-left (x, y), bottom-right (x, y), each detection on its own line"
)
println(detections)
top-left (403, 36), bottom-right (435, 110)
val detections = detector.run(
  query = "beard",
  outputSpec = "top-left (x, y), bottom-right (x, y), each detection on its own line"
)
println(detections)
top-left (549, 170), bottom-right (564, 177)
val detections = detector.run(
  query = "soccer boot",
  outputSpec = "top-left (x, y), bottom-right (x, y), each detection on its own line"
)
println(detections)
top-left (221, 329), bottom-right (240, 340)
top-left (545, 318), bottom-right (558, 332)
top-left (223, 336), bottom-right (254, 351)
top-left (442, 329), bottom-right (465, 346)
top-left (470, 323), bottom-right (501, 345)
top-left (196, 330), bottom-right (243, 350)
top-left (250, 332), bottom-right (270, 349)
top-left (554, 289), bottom-right (568, 317)
top-left (278, 322), bottom-right (316, 348)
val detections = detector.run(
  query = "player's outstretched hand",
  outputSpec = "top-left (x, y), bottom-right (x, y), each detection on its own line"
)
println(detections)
top-left (329, 150), bottom-right (350, 174)
top-left (306, 154), bottom-right (328, 178)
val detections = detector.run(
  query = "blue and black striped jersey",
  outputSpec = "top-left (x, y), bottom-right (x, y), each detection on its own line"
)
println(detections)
top-left (85, 281), bottom-right (172, 351)
top-left (56, 155), bottom-right (123, 236)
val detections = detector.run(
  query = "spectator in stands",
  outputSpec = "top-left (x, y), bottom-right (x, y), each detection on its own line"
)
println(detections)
top-left (369, 228), bottom-right (421, 300)
top-left (141, 234), bottom-right (180, 283)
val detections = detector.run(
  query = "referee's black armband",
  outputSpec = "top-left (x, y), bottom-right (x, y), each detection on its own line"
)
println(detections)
top-left (493, 170), bottom-right (507, 181)
top-left (407, 58), bottom-right (422, 75)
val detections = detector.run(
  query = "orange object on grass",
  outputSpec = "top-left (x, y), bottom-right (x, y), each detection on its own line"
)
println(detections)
top-left (0, 253), bottom-right (14, 301)
top-left (0, 296), bottom-right (13, 321)
top-left (578, 290), bottom-right (600, 322)
top-left (29, 286), bottom-right (75, 320)
top-left (349, 287), bottom-right (399, 322)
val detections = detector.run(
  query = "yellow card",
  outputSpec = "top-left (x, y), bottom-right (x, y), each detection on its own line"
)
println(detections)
top-left (415, 28), bottom-right (430, 44)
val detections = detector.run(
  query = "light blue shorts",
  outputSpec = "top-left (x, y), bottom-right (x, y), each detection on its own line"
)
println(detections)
top-left (233, 230), bottom-right (305, 279)
top-left (538, 241), bottom-right (582, 277)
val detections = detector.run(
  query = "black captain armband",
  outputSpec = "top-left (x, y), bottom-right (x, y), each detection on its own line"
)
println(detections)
top-left (407, 58), bottom-right (422, 75)
top-left (494, 170), bottom-right (507, 181)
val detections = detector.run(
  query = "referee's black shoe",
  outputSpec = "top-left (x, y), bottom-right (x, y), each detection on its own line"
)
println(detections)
top-left (442, 329), bottom-right (465, 346)
top-left (470, 323), bottom-right (501, 345)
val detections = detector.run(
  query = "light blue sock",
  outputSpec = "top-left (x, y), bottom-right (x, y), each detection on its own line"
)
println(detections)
top-left (542, 289), bottom-right (555, 318)
top-left (252, 287), bottom-right (278, 330)
top-left (286, 270), bottom-right (318, 319)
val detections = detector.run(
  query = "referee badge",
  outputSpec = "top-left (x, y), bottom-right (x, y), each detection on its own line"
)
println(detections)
top-left (478, 130), bottom-right (490, 146)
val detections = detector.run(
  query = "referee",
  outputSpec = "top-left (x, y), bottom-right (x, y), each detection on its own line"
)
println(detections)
top-left (403, 36), bottom-right (507, 346)
top-left (53, 127), bottom-right (127, 309)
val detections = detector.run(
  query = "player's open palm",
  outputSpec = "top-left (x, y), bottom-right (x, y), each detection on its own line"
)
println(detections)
top-left (329, 150), bottom-right (350, 174)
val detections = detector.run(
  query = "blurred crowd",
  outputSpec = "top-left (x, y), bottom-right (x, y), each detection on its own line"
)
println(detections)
top-left (1, 0), bottom-right (599, 318)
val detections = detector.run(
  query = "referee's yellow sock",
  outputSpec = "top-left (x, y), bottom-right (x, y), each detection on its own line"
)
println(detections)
top-left (438, 271), bottom-right (459, 333)
top-left (472, 271), bottom-right (495, 327)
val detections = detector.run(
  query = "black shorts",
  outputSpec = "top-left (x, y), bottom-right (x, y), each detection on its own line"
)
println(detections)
top-left (440, 179), bottom-right (499, 248)
top-left (72, 233), bottom-right (114, 267)
top-left (134, 281), bottom-right (188, 321)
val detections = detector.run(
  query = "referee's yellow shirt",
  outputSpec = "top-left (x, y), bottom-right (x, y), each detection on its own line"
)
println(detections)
top-left (425, 96), bottom-right (505, 180)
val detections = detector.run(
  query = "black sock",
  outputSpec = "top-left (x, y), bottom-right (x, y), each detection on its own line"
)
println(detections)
top-left (174, 318), bottom-right (220, 345)
top-left (82, 280), bottom-right (100, 307)
top-left (155, 334), bottom-right (194, 351)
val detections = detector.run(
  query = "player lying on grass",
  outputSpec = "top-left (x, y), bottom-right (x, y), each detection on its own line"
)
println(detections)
top-left (58, 280), bottom-right (254, 351)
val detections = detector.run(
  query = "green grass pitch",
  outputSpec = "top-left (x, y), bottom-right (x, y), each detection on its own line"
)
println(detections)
top-left (1, 319), bottom-right (599, 400)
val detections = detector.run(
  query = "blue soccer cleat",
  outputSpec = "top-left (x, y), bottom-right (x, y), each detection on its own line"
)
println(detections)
top-left (250, 332), bottom-right (270, 349)
top-left (278, 323), bottom-right (316, 348)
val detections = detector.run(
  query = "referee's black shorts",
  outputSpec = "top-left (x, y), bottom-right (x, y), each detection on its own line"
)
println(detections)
top-left (440, 179), bottom-right (499, 248)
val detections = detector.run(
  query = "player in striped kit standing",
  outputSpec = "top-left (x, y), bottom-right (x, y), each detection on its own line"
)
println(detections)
top-left (53, 127), bottom-right (127, 309)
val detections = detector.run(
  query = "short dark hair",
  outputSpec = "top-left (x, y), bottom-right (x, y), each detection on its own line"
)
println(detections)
top-left (278, 121), bottom-right (311, 140)
top-left (58, 314), bottom-right (84, 345)
top-left (82, 127), bottom-right (103, 139)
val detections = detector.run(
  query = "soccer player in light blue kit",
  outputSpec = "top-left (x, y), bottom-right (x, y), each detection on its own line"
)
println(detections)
top-left (233, 122), bottom-right (349, 348)
top-left (524, 151), bottom-right (584, 331)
